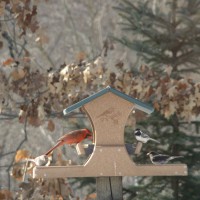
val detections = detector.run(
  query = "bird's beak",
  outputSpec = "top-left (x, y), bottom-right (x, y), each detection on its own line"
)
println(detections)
top-left (87, 135), bottom-right (93, 140)
top-left (147, 152), bottom-right (150, 156)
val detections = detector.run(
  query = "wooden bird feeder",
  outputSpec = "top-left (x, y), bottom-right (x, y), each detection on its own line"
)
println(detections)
top-left (33, 86), bottom-right (187, 200)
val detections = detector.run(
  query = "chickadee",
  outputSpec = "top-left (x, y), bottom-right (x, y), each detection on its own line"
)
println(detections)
top-left (134, 128), bottom-right (160, 144)
top-left (147, 151), bottom-right (183, 165)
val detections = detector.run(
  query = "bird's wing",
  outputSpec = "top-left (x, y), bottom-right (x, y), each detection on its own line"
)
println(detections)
top-left (57, 133), bottom-right (70, 142)
top-left (152, 154), bottom-right (170, 163)
top-left (57, 129), bottom-right (88, 144)
top-left (141, 132), bottom-right (150, 138)
top-left (57, 129), bottom-right (83, 142)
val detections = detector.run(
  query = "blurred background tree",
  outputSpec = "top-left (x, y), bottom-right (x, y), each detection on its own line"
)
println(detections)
top-left (115, 0), bottom-right (200, 77)
top-left (115, 0), bottom-right (200, 199)
top-left (0, 0), bottom-right (200, 199)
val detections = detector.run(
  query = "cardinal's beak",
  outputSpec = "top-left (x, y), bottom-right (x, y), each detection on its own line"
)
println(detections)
top-left (87, 135), bottom-right (93, 140)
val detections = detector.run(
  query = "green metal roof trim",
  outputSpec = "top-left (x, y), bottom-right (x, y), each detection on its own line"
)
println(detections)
top-left (63, 86), bottom-right (154, 115)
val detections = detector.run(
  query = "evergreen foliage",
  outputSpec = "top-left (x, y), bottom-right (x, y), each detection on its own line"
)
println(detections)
top-left (115, 0), bottom-right (200, 199)
top-left (114, 0), bottom-right (200, 76)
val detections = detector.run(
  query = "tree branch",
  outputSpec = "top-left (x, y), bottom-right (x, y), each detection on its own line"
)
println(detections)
top-left (6, 106), bottom-right (29, 189)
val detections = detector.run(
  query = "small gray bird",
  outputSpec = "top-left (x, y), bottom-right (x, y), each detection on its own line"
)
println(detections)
top-left (27, 155), bottom-right (49, 166)
top-left (134, 128), bottom-right (160, 144)
top-left (147, 151), bottom-right (183, 165)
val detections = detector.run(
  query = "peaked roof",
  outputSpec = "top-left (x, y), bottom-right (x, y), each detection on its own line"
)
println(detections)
top-left (63, 86), bottom-right (154, 115)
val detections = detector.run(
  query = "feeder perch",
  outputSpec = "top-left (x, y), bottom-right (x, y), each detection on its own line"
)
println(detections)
top-left (76, 143), bottom-right (136, 156)
top-left (33, 86), bottom-right (187, 199)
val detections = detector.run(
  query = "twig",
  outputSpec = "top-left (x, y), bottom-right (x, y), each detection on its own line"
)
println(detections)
top-left (48, 31), bottom-right (63, 56)
top-left (0, 112), bottom-right (18, 120)
top-left (18, 39), bottom-right (27, 57)
top-left (12, 17), bottom-right (19, 54)
top-left (0, 161), bottom-right (28, 168)
top-left (38, 45), bottom-right (56, 69)
top-left (63, 0), bottom-right (82, 52)
top-left (0, 110), bottom-right (87, 121)
top-left (0, 151), bottom-right (16, 157)
top-left (6, 106), bottom-right (29, 189)
top-left (22, 155), bottom-right (31, 182)
top-left (0, 165), bottom-right (13, 168)
top-left (0, 17), bottom-right (15, 22)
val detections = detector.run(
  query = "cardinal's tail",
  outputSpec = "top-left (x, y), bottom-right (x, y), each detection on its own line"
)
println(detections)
top-left (149, 138), bottom-right (160, 143)
top-left (44, 142), bottom-right (62, 155)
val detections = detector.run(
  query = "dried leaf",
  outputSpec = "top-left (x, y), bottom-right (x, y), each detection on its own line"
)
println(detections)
top-left (133, 78), bottom-right (143, 92)
top-left (2, 58), bottom-right (15, 66)
top-left (76, 51), bottom-right (86, 62)
top-left (153, 102), bottom-right (160, 111)
top-left (28, 116), bottom-right (42, 127)
top-left (0, 41), bottom-right (3, 49)
top-left (139, 65), bottom-right (149, 73)
top-left (0, 2), bottom-right (5, 16)
top-left (85, 193), bottom-right (97, 200)
top-left (47, 119), bottom-right (55, 132)
top-left (194, 83), bottom-right (200, 106)
top-left (38, 105), bottom-right (45, 120)
top-left (19, 109), bottom-right (26, 123)
top-left (10, 164), bottom-right (24, 181)
top-left (22, 57), bottom-right (31, 62)
top-left (115, 61), bottom-right (124, 69)
top-left (0, 189), bottom-right (12, 200)
top-left (177, 79), bottom-right (189, 90)
top-left (114, 79), bottom-right (123, 90)
top-left (83, 66), bottom-right (91, 83)
top-left (16, 4), bottom-right (39, 36)
top-left (11, 69), bottom-right (26, 81)
top-left (35, 32), bottom-right (49, 44)
top-left (167, 86), bottom-right (177, 97)
top-left (15, 149), bottom-right (29, 162)
top-left (164, 101), bottom-right (177, 118)
top-left (164, 65), bottom-right (173, 76)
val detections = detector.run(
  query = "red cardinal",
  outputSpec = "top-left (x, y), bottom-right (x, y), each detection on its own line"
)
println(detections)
top-left (44, 129), bottom-right (92, 155)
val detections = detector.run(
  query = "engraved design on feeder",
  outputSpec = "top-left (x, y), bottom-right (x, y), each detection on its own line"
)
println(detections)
top-left (96, 106), bottom-right (122, 125)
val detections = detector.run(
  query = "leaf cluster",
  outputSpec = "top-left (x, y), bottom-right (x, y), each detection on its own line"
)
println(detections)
top-left (1, 57), bottom-right (200, 127)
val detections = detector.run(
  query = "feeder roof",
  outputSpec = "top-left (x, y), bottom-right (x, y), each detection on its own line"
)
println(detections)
top-left (63, 86), bottom-right (154, 115)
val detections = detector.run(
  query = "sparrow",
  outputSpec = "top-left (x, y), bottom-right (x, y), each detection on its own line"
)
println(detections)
top-left (147, 151), bottom-right (183, 165)
top-left (134, 128), bottom-right (160, 143)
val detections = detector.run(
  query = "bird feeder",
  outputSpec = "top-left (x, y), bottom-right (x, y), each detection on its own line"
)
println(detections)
top-left (33, 86), bottom-right (187, 200)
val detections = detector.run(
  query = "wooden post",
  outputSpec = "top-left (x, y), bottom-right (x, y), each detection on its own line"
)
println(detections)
top-left (134, 142), bottom-right (143, 155)
top-left (75, 143), bottom-right (85, 156)
top-left (96, 177), bottom-right (123, 200)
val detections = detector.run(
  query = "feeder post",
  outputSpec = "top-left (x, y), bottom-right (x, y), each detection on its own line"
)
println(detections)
top-left (96, 177), bottom-right (123, 200)
top-left (134, 142), bottom-right (143, 155)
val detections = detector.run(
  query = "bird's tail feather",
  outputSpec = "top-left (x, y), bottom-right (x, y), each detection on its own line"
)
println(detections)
top-left (149, 138), bottom-right (160, 143)
top-left (44, 142), bottom-right (61, 155)
top-left (26, 158), bottom-right (35, 163)
top-left (169, 156), bottom-right (183, 161)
